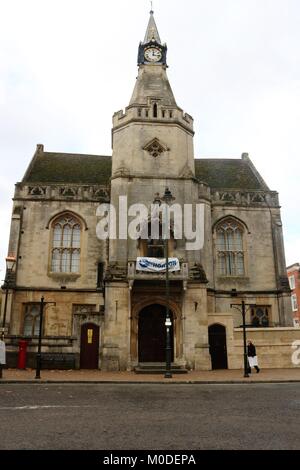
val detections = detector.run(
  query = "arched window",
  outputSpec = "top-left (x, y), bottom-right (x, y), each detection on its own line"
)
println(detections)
top-left (139, 222), bottom-right (174, 258)
top-left (153, 103), bottom-right (158, 118)
top-left (23, 304), bottom-right (40, 336)
top-left (51, 214), bottom-right (81, 273)
top-left (216, 219), bottom-right (245, 276)
top-left (147, 234), bottom-right (165, 258)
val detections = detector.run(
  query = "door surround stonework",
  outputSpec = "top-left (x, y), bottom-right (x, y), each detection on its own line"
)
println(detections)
top-left (72, 304), bottom-right (102, 368)
top-left (131, 295), bottom-right (182, 364)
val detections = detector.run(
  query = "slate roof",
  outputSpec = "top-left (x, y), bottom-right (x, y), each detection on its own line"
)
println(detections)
top-left (195, 158), bottom-right (267, 190)
top-left (22, 149), bottom-right (268, 190)
top-left (23, 152), bottom-right (112, 185)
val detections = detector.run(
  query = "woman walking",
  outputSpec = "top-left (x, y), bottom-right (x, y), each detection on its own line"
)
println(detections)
top-left (247, 340), bottom-right (260, 373)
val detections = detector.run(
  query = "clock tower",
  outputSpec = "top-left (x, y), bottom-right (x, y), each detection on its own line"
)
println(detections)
top-left (109, 8), bottom-right (201, 266)
top-left (106, 9), bottom-right (208, 373)
top-left (137, 10), bottom-right (167, 65)
top-left (111, 9), bottom-right (195, 180)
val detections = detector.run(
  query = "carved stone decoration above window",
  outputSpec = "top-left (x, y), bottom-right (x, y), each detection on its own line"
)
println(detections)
top-left (59, 187), bottom-right (78, 197)
top-left (73, 304), bottom-right (97, 316)
top-left (221, 192), bottom-right (236, 202)
top-left (143, 138), bottom-right (169, 158)
top-left (211, 190), bottom-right (279, 208)
top-left (250, 193), bottom-right (265, 203)
top-left (28, 186), bottom-right (47, 196)
top-left (93, 188), bottom-right (110, 201)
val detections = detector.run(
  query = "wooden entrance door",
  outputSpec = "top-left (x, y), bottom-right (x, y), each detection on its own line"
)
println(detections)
top-left (138, 304), bottom-right (174, 362)
top-left (80, 323), bottom-right (99, 369)
top-left (208, 324), bottom-right (228, 369)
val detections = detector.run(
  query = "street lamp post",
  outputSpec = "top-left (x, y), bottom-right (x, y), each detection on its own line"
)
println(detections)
top-left (161, 188), bottom-right (175, 379)
top-left (1, 256), bottom-right (16, 340)
top-left (35, 296), bottom-right (45, 379)
top-left (164, 217), bottom-right (172, 379)
top-left (0, 256), bottom-right (16, 379)
top-left (241, 301), bottom-right (249, 378)
top-left (35, 297), bottom-right (56, 380)
top-left (230, 300), bottom-right (250, 378)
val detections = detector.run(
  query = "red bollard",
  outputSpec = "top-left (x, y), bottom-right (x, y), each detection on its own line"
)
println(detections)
top-left (17, 340), bottom-right (28, 369)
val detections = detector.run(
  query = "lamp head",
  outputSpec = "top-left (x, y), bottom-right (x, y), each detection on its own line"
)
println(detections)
top-left (6, 255), bottom-right (16, 271)
top-left (153, 192), bottom-right (161, 206)
top-left (162, 187), bottom-right (175, 204)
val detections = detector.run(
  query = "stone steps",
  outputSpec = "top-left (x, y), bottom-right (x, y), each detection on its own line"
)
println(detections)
top-left (134, 363), bottom-right (188, 374)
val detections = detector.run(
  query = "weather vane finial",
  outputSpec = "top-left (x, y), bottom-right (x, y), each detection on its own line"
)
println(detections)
top-left (150, 1), bottom-right (154, 14)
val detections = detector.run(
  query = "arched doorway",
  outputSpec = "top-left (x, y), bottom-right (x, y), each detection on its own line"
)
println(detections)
top-left (80, 323), bottom-right (100, 369)
top-left (208, 324), bottom-right (228, 370)
top-left (138, 304), bottom-right (174, 363)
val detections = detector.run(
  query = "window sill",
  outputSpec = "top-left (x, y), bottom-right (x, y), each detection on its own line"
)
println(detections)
top-left (48, 272), bottom-right (81, 281)
top-left (217, 276), bottom-right (249, 280)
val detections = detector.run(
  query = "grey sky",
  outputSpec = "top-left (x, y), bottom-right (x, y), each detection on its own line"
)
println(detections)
top-left (0, 0), bottom-right (299, 277)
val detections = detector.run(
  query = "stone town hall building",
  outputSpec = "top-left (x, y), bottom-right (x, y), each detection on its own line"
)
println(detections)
top-left (2, 12), bottom-right (296, 371)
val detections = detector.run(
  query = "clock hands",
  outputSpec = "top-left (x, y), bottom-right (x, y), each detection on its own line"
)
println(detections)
top-left (144, 47), bottom-right (162, 62)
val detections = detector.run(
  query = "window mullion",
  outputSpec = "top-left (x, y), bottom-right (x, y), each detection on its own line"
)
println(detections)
top-left (70, 226), bottom-right (74, 271)
top-left (69, 248), bottom-right (72, 272)
top-left (233, 251), bottom-right (237, 276)
top-left (60, 223), bottom-right (64, 273)
top-left (226, 229), bottom-right (232, 274)
top-left (60, 223), bottom-right (64, 248)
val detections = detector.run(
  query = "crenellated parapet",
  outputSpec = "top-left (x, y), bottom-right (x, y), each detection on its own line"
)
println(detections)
top-left (113, 102), bottom-right (194, 134)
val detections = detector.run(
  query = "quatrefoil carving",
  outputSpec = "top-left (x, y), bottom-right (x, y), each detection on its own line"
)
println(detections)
top-left (143, 138), bottom-right (169, 158)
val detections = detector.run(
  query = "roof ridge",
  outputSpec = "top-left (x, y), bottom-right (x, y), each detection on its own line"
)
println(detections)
top-left (44, 152), bottom-right (112, 158)
top-left (195, 157), bottom-right (244, 162)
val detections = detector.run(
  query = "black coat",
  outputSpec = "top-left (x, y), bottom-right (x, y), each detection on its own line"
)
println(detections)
top-left (247, 343), bottom-right (256, 357)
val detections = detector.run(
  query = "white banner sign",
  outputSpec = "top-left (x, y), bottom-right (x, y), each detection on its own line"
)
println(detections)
top-left (0, 340), bottom-right (6, 365)
top-left (136, 257), bottom-right (180, 272)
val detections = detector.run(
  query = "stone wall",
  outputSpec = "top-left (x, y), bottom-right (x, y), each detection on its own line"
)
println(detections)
top-left (208, 315), bottom-right (300, 370)
top-left (232, 327), bottom-right (300, 369)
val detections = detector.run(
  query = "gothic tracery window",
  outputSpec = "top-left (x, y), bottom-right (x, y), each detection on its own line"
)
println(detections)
top-left (251, 306), bottom-right (270, 327)
top-left (216, 219), bottom-right (245, 276)
top-left (51, 214), bottom-right (81, 273)
top-left (23, 304), bottom-right (41, 336)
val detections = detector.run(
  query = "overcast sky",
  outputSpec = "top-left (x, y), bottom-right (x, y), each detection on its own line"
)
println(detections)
top-left (0, 0), bottom-right (299, 277)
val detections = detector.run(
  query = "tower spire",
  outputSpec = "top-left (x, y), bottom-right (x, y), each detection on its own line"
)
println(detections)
top-left (143, 8), bottom-right (161, 44)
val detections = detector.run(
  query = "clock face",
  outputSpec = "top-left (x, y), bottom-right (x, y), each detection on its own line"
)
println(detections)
top-left (144, 47), bottom-right (162, 62)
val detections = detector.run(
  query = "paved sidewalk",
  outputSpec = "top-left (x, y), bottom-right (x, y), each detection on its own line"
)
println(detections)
top-left (1, 367), bottom-right (300, 384)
